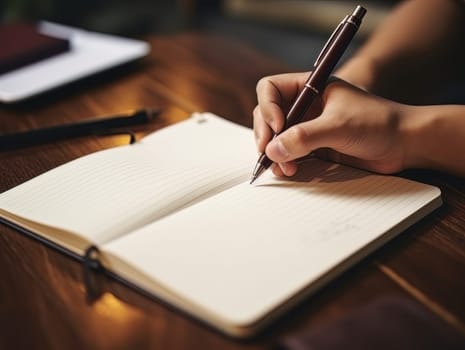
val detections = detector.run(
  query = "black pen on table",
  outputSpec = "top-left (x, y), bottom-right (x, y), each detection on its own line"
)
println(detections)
top-left (250, 5), bottom-right (367, 184)
top-left (0, 108), bottom-right (161, 151)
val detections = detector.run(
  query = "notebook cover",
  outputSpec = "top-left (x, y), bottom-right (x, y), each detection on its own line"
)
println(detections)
top-left (275, 297), bottom-right (465, 350)
top-left (0, 23), bottom-right (70, 74)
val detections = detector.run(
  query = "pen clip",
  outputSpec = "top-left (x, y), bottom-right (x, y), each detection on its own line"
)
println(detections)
top-left (314, 15), bottom-right (348, 68)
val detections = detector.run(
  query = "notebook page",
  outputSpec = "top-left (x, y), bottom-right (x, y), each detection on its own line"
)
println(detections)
top-left (104, 159), bottom-right (441, 326)
top-left (0, 113), bottom-right (256, 245)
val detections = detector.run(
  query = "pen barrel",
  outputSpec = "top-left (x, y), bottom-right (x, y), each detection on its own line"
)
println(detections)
top-left (308, 17), bottom-right (361, 91)
top-left (282, 86), bottom-right (318, 131)
top-left (251, 6), bottom-right (365, 183)
top-left (0, 110), bottom-right (150, 150)
top-left (0, 123), bottom-right (105, 150)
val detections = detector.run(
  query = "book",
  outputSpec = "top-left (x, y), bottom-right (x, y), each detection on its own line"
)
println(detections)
top-left (0, 112), bottom-right (442, 337)
top-left (0, 23), bottom-right (70, 75)
top-left (0, 21), bottom-right (149, 103)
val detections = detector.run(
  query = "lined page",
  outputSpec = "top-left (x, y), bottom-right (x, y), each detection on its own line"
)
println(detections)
top-left (0, 113), bottom-right (256, 244)
top-left (104, 159), bottom-right (441, 326)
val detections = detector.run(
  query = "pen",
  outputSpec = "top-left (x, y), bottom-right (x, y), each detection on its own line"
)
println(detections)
top-left (250, 5), bottom-right (366, 184)
top-left (0, 108), bottom-right (161, 150)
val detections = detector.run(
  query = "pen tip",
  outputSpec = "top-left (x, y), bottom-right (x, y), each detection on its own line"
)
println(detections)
top-left (250, 176), bottom-right (257, 185)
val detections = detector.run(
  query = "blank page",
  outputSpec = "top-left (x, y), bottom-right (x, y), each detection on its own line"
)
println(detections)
top-left (0, 113), bottom-right (256, 244)
top-left (104, 159), bottom-right (441, 327)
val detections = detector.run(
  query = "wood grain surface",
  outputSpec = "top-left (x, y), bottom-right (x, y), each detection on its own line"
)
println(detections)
top-left (1, 32), bottom-right (464, 349)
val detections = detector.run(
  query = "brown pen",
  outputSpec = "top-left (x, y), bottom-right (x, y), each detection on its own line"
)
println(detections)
top-left (250, 5), bottom-right (366, 184)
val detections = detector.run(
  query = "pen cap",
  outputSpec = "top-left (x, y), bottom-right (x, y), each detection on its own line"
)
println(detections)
top-left (308, 5), bottom-right (366, 89)
top-left (350, 6), bottom-right (367, 27)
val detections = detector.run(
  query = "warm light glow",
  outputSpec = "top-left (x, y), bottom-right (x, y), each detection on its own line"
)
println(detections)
top-left (93, 292), bottom-right (142, 324)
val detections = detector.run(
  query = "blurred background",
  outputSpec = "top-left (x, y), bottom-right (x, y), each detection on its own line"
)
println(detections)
top-left (0, 0), bottom-right (399, 69)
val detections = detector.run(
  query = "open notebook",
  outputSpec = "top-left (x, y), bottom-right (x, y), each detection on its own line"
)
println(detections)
top-left (0, 113), bottom-right (442, 337)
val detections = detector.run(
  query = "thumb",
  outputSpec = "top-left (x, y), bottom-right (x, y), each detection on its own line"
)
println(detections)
top-left (265, 117), bottom-right (340, 163)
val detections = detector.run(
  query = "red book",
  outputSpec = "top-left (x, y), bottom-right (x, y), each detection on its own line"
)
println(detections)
top-left (0, 23), bottom-right (70, 75)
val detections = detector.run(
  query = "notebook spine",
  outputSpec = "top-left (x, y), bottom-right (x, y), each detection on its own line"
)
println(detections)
top-left (0, 218), bottom-right (105, 301)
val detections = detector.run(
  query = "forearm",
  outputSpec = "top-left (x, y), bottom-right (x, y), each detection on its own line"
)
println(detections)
top-left (336, 0), bottom-right (465, 103)
top-left (402, 104), bottom-right (465, 176)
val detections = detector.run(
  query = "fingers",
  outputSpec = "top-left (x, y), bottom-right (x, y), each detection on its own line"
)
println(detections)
top-left (272, 161), bottom-right (299, 177)
top-left (253, 106), bottom-right (273, 153)
top-left (265, 117), bottom-right (341, 164)
top-left (254, 73), bottom-right (341, 177)
top-left (254, 73), bottom-right (309, 150)
top-left (255, 78), bottom-right (285, 134)
top-left (262, 79), bottom-right (366, 165)
top-left (254, 75), bottom-right (407, 177)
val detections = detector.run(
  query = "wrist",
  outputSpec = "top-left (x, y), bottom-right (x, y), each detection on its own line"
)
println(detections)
top-left (400, 105), bottom-right (438, 170)
top-left (334, 56), bottom-right (379, 93)
top-left (401, 104), bottom-right (465, 176)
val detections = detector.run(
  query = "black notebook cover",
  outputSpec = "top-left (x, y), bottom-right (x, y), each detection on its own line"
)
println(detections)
top-left (0, 23), bottom-right (70, 75)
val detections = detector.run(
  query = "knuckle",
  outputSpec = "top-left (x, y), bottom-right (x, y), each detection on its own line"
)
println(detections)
top-left (256, 77), bottom-right (269, 93)
top-left (262, 112), bottom-right (274, 125)
top-left (252, 105), bottom-right (260, 118)
top-left (289, 124), bottom-right (309, 146)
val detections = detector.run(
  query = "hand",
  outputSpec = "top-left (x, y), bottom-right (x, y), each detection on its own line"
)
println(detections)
top-left (253, 73), bottom-right (411, 177)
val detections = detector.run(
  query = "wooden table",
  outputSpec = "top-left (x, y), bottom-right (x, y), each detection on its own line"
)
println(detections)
top-left (1, 33), bottom-right (464, 349)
